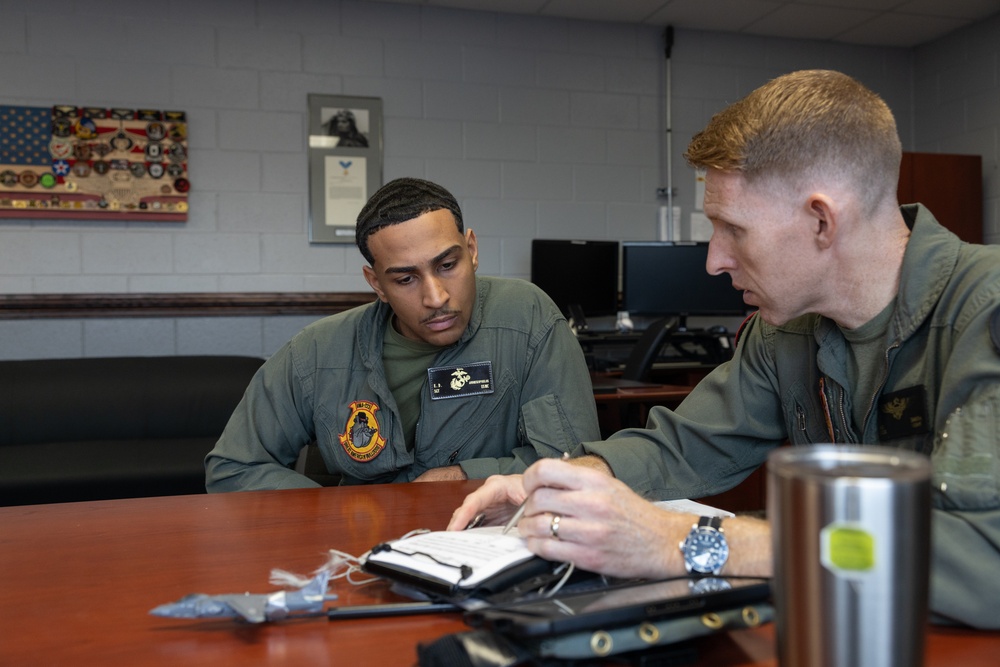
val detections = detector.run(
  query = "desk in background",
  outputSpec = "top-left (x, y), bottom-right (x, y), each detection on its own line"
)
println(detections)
top-left (589, 374), bottom-right (765, 514)
top-left (1, 483), bottom-right (997, 666)
top-left (591, 374), bottom-right (692, 434)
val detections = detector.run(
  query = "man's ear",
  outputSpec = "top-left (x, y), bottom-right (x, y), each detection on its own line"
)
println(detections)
top-left (362, 264), bottom-right (389, 303)
top-left (806, 193), bottom-right (837, 250)
top-left (466, 228), bottom-right (479, 272)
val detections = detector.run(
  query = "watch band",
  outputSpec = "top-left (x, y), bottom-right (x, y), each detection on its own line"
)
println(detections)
top-left (698, 516), bottom-right (723, 530)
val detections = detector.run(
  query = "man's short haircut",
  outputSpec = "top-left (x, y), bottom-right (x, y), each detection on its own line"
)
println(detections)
top-left (355, 178), bottom-right (464, 265)
top-left (684, 70), bottom-right (902, 212)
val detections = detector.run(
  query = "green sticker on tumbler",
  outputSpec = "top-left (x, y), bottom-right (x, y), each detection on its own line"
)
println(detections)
top-left (825, 526), bottom-right (875, 571)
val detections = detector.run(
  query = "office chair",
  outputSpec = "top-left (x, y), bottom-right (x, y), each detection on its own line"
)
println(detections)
top-left (621, 316), bottom-right (681, 382)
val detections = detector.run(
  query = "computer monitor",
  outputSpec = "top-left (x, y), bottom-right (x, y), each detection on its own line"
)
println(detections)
top-left (530, 239), bottom-right (619, 325)
top-left (621, 242), bottom-right (747, 327)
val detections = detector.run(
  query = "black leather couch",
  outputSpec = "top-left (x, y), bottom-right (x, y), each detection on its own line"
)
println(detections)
top-left (0, 355), bottom-right (264, 506)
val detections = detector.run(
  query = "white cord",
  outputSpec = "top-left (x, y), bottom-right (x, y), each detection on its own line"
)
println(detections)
top-left (541, 561), bottom-right (576, 597)
top-left (269, 547), bottom-right (383, 590)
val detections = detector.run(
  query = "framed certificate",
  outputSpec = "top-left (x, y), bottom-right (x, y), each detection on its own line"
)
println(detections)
top-left (307, 94), bottom-right (382, 243)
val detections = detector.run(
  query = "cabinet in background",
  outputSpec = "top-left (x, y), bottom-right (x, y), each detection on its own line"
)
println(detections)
top-left (898, 152), bottom-right (983, 243)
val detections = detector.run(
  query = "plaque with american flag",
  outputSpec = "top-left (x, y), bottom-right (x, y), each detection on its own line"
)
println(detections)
top-left (0, 105), bottom-right (189, 221)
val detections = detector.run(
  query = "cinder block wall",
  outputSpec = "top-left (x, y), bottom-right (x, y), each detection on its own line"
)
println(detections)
top-left (913, 12), bottom-right (1000, 245)
top-left (0, 0), bottom-right (995, 359)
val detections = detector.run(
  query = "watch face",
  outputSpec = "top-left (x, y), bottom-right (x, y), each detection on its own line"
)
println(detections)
top-left (681, 525), bottom-right (730, 575)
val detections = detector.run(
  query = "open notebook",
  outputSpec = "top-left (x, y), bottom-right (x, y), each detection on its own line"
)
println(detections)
top-left (365, 525), bottom-right (536, 593)
top-left (362, 499), bottom-right (733, 599)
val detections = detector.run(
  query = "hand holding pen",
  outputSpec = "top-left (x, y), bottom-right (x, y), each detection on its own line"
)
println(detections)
top-left (448, 452), bottom-right (574, 532)
top-left (499, 451), bottom-right (572, 534)
top-left (454, 453), bottom-right (677, 580)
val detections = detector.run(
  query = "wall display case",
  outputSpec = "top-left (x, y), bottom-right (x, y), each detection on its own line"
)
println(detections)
top-left (0, 105), bottom-right (189, 222)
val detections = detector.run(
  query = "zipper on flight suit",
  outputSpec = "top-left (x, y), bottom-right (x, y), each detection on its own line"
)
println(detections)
top-left (861, 341), bottom-right (900, 436)
top-left (820, 378), bottom-right (854, 443)
top-left (441, 380), bottom-right (514, 468)
top-left (795, 404), bottom-right (807, 436)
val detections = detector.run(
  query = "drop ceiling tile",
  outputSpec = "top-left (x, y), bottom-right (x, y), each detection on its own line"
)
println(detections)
top-left (431, 0), bottom-right (550, 13)
top-left (362, 0), bottom-right (1000, 47)
top-left (744, 4), bottom-right (878, 41)
top-left (541, 0), bottom-right (673, 23)
top-left (792, 0), bottom-right (901, 10)
top-left (897, 0), bottom-right (1000, 20)
top-left (646, 0), bottom-right (785, 32)
top-left (838, 12), bottom-right (970, 47)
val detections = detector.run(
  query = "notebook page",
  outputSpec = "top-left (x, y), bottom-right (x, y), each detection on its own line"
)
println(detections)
top-left (366, 525), bottom-right (534, 588)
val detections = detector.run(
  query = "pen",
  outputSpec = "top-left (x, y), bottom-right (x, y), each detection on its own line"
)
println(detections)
top-left (501, 498), bottom-right (528, 535)
top-left (327, 601), bottom-right (457, 620)
top-left (502, 451), bottom-right (570, 535)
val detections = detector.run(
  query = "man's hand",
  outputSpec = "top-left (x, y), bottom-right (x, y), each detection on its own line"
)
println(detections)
top-left (446, 474), bottom-right (527, 530)
top-left (413, 465), bottom-right (468, 482)
top-left (514, 458), bottom-right (682, 577)
top-left (444, 455), bottom-right (612, 531)
top-left (516, 458), bottom-right (773, 579)
top-left (566, 453), bottom-right (613, 475)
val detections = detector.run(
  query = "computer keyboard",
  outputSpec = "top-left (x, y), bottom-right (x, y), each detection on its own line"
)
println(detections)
top-left (578, 328), bottom-right (733, 371)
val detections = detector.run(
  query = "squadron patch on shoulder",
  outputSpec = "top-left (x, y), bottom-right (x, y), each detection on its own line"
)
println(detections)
top-left (991, 306), bottom-right (1000, 356)
top-left (338, 400), bottom-right (387, 462)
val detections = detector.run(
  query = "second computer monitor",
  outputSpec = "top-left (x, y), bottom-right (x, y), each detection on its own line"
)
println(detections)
top-left (530, 239), bottom-right (619, 319)
top-left (621, 242), bottom-right (747, 325)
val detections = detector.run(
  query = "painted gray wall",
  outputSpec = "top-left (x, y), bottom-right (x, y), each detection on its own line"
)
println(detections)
top-left (0, 0), bottom-right (996, 359)
top-left (913, 12), bottom-right (1000, 239)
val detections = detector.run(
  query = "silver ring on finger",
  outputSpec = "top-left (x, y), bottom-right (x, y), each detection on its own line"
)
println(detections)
top-left (550, 514), bottom-right (562, 540)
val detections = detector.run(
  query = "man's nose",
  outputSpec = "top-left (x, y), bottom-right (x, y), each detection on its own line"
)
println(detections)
top-left (705, 236), bottom-right (731, 276)
top-left (423, 276), bottom-right (449, 308)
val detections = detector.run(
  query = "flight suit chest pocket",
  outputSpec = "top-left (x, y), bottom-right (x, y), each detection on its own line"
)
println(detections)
top-left (419, 368), bottom-right (515, 470)
top-left (315, 399), bottom-right (400, 481)
top-left (782, 383), bottom-right (830, 444)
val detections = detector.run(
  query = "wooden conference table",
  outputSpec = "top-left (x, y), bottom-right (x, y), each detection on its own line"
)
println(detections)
top-left (1, 481), bottom-right (997, 666)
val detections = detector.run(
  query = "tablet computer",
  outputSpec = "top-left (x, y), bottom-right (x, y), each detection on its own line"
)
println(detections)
top-left (464, 575), bottom-right (770, 638)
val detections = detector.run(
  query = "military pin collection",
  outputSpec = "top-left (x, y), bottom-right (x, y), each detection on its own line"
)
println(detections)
top-left (0, 105), bottom-right (190, 221)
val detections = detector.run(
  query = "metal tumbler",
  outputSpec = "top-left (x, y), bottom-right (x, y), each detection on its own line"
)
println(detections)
top-left (767, 445), bottom-right (932, 667)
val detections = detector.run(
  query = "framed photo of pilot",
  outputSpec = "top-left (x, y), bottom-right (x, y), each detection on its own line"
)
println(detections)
top-left (307, 94), bottom-right (383, 243)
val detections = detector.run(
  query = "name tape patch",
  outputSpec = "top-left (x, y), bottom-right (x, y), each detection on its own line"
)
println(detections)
top-left (428, 361), bottom-right (494, 400)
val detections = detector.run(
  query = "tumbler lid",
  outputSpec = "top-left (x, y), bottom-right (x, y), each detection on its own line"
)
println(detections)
top-left (768, 444), bottom-right (931, 482)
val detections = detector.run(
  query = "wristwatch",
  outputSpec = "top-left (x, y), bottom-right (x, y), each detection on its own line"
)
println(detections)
top-left (679, 516), bottom-right (730, 575)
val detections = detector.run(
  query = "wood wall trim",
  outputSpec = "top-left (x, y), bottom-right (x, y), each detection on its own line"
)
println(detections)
top-left (0, 292), bottom-right (376, 319)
